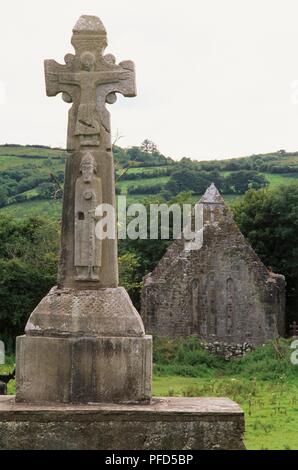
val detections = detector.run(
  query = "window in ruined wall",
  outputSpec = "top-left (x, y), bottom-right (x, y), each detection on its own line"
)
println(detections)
top-left (208, 272), bottom-right (217, 336)
top-left (191, 279), bottom-right (200, 332)
top-left (226, 277), bottom-right (235, 336)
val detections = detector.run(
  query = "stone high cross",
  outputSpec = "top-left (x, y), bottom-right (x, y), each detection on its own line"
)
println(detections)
top-left (45, 15), bottom-right (136, 288)
top-left (17, 16), bottom-right (151, 404)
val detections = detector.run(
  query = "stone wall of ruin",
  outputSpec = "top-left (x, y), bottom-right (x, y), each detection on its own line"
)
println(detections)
top-left (141, 201), bottom-right (286, 346)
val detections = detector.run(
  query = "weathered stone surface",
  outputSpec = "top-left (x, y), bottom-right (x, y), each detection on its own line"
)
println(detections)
top-left (25, 287), bottom-right (145, 338)
top-left (74, 152), bottom-right (102, 281)
top-left (141, 183), bottom-right (285, 347)
top-left (0, 396), bottom-right (245, 450)
top-left (16, 335), bottom-right (152, 404)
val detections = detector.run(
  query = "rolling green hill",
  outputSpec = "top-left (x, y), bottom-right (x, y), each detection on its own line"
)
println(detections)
top-left (1, 144), bottom-right (298, 219)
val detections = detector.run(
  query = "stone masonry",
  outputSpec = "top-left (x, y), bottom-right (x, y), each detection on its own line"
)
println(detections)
top-left (141, 184), bottom-right (286, 347)
top-left (0, 396), bottom-right (245, 450)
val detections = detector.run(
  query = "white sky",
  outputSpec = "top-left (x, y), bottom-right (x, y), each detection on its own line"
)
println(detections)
top-left (1, 0), bottom-right (298, 160)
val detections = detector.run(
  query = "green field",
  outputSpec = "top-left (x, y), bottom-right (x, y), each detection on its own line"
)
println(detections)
top-left (1, 145), bottom-right (298, 219)
top-left (152, 338), bottom-right (298, 450)
top-left (117, 165), bottom-right (169, 174)
top-left (117, 175), bottom-right (170, 192)
top-left (220, 170), bottom-right (298, 189)
top-left (262, 173), bottom-right (298, 188)
top-left (0, 199), bottom-right (62, 219)
top-left (0, 152), bottom-right (64, 171)
top-left (153, 376), bottom-right (298, 450)
top-left (0, 146), bottom-right (64, 158)
top-left (0, 155), bottom-right (42, 170)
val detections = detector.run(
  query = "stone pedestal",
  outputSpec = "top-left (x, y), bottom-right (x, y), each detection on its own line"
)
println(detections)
top-left (16, 287), bottom-right (152, 404)
top-left (0, 396), bottom-right (245, 450)
top-left (16, 335), bottom-right (151, 403)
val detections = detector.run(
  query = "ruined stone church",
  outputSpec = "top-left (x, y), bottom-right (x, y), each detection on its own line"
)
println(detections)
top-left (141, 184), bottom-right (285, 347)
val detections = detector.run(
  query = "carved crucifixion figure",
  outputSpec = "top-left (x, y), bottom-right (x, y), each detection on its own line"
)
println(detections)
top-left (44, 15), bottom-right (136, 288)
top-left (45, 16), bottom-right (136, 151)
top-left (50, 51), bottom-right (131, 147)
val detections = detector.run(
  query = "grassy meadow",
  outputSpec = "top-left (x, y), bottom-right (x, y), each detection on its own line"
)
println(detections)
top-left (153, 376), bottom-right (298, 450)
top-left (151, 337), bottom-right (298, 450)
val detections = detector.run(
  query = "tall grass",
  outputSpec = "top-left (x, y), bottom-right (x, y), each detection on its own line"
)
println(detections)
top-left (153, 337), bottom-right (298, 381)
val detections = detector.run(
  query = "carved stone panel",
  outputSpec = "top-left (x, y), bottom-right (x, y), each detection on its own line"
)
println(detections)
top-left (74, 152), bottom-right (102, 281)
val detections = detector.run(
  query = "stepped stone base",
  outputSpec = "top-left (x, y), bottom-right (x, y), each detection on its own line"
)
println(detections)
top-left (16, 286), bottom-right (152, 404)
top-left (16, 335), bottom-right (152, 403)
top-left (0, 396), bottom-right (245, 450)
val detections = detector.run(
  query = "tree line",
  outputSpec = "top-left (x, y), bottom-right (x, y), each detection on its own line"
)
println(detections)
top-left (0, 184), bottom-right (298, 350)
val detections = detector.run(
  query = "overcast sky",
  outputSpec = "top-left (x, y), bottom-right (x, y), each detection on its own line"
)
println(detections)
top-left (1, 0), bottom-right (298, 160)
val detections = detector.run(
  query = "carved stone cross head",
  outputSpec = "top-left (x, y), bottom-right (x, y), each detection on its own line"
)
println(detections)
top-left (44, 15), bottom-right (136, 150)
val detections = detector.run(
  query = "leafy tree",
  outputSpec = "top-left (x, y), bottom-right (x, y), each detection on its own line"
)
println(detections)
top-left (119, 252), bottom-right (142, 306)
top-left (126, 146), bottom-right (168, 166)
top-left (0, 187), bottom-right (8, 207)
top-left (127, 183), bottom-right (164, 195)
top-left (226, 170), bottom-right (268, 194)
top-left (165, 168), bottom-right (225, 195)
top-left (233, 186), bottom-right (298, 327)
top-left (141, 139), bottom-right (158, 154)
top-left (37, 182), bottom-right (55, 199)
top-left (0, 216), bottom-right (59, 350)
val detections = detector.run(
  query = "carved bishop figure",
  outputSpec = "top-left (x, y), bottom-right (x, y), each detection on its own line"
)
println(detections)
top-left (75, 152), bottom-right (102, 280)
